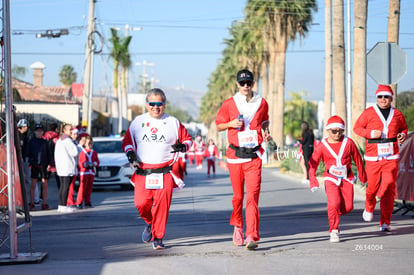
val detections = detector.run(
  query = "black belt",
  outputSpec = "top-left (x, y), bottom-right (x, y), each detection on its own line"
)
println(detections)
top-left (368, 137), bottom-right (397, 144)
top-left (135, 166), bottom-right (172, 176)
top-left (229, 144), bottom-right (260, 159)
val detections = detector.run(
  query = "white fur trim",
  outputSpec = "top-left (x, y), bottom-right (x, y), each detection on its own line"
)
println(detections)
top-left (376, 91), bottom-right (393, 97)
top-left (326, 123), bottom-right (345, 130)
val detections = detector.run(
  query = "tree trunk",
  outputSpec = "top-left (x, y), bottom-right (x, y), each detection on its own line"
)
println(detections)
top-left (112, 66), bottom-right (119, 135)
top-left (324, 0), bottom-right (333, 134)
top-left (332, 0), bottom-right (347, 120)
top-left (121, 68), bottom-right (128, 131)
top-left (351, 0), bottom-right (368, 147)
top-left (387, 0), bottom-right (400, 107)
top-left (273, 34), bottom-right (288, 149)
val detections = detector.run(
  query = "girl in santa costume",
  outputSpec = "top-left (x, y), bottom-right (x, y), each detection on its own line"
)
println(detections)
top-left (354, 84), bottom-right (408, 232)
top-left (193, 135), bottom-right (206, 169)
top-left (309, 115), bottom-right (367, 242)
top-left (204, 138), bottom-right (220, 177)
top-left (77, 136), bottom-right (100, 208)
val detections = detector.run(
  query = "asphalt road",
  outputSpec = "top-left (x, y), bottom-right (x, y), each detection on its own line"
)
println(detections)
top-left (1, 162), bottom-right (413, 274)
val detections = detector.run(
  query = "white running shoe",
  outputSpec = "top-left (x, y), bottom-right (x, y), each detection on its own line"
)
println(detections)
top-left (57, 205), bottom-right (65, 213)
top-left (362, 209), bottom-right (373, 222)
top-left (330, 229), bottom-right (340, 243)
top-left (380, 223), bottom-right (391, 232)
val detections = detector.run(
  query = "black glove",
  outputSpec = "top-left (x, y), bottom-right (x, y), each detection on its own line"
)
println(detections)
top-left (126, 151), bottom-right (137, 163)
top-left (171, 142), bottom-right (187, 153)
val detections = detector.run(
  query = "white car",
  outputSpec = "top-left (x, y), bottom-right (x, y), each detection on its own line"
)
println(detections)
top-left (92, 137), bottom-right (134, 190)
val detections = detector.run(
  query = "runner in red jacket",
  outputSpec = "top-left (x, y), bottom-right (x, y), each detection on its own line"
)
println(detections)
top-left (204, 138), bottom-right (220, 177)
top-left (354, 84), bottom-right (408, 232)
top-left (122, 88), bottom-right (192, 250)
top-left (309, 116), bottom-right (367, 242)
top-left (215, 69), bottom-right (271, 250)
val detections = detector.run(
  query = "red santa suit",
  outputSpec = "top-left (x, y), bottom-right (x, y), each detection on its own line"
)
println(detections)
top-left (193, 136), bottom-right (206, 169)
top-left (354, 94), bottom-right (408, 227)
top-left (122, 112), bottom-right (192, 241)
top-left (77, 148), bottom-right (99, 205)
top-left (204, 143), bottom-right (219, 176)
top-left (172, 151), bottom-right (186, 181)
top-left (215, 91), bottom-right (269, 242)
top-left (309, 135), bottom-right (367, 232)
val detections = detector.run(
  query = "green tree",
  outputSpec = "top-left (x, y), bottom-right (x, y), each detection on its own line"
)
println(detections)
top-left (109, 28), bottom-right (132, 134)
top-left (284, 91), bottom-right (318, 140)
top-left (58, 65), bottom-right (77, 87)
top-left (165, 102), bottom-right (193, 123)
top-left (397, 90), bottom-right (414, 131)
top-left (12, 65), bottom-right (27, 78)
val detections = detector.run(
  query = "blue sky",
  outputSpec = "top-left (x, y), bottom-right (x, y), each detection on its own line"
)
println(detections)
top-left (10, 0), bottom-right (414, 103)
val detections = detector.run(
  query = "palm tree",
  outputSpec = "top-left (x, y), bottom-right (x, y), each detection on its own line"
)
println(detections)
top-left (324, 0), bottom-right (333, 133)
top-left (387, 0), bottom-right (400, 107)
top-left (351, 0), bottom-right (368, 147)
top-left (332, 0), bottom-right (346, 120)
top-left (59, 65), bottom-right (77, 87)
top-left (245, 0), bottom-right (317, 148)
top-left (119, 36), bottom-right (132, 132)
top-left (109, 28), bottom-right (132, 134)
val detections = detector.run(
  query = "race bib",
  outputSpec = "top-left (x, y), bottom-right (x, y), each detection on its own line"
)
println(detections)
top-left (145, 173), bottom-right (164, 189)
top-left (329, 165), bottom-right (347, 179)
top-left (377, 142), bottom-right (393, 158)
top-left (237, 130), bottom-right (258, 148)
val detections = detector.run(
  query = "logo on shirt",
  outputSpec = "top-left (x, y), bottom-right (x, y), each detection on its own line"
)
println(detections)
top-left (142, 134), bottom-right (166, 143)
top-left (150, 127), bottom-right (158, 134)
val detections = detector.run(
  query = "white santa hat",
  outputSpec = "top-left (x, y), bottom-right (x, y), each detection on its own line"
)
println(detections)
top-left (71, 128), bottom-right (79, 134)
top-left (326, 115), bottom-right (345, 130)
top-left (376, 84), bottom-right (394, 97)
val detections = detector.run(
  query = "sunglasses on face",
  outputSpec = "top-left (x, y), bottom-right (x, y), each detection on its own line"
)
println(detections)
top-left (148, 102), bottom-right (165, 107)
top-left (377, 95), bottom-right (390, 99)
top-left (330, 129), bottom-right (344, 135)
top-left (238, 81), bottom-right (252, 87)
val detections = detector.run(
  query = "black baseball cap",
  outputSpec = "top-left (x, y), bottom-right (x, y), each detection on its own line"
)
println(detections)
top-left (34, 124), bottom-right (44, 130)
top-left (236, 69), bottom-right (254, 82)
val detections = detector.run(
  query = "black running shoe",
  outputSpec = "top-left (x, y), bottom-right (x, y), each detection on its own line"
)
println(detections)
top-left (152, 238), bottom-right (165, 250)
top-left (142, 224), bottom-right (152, 243)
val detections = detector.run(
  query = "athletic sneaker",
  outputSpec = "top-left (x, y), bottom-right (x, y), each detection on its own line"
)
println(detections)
top-left (380, 223), bottom-right (391, 232)
top-left (362, 209), bottom-right (373, 222)
top-left (142, 224), bottom-right (152, 243)
top-left (233, 226), bottom-right (244, 246)
top-left (84, 202), bottom-right (94, 208)
top-left (245, 236), bottom-right (258, 250)
top-left (29, 203), bottom-right (35, 211)
top-left (152, 238), bottom-right (165, 250)
top-left (330, 229), bottom-right (340, 243)
top-left (41, 204), bottom-right (51, 210)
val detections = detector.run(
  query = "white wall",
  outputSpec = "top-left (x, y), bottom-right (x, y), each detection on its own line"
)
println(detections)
top-left (13, 103), bottom-right (80, 125)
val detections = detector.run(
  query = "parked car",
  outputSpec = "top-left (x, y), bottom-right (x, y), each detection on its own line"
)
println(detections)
top-left (92, 137), bottom-right (134, 190)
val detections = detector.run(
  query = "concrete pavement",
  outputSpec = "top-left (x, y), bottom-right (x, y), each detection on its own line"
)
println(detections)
top-left (1, 162), bottom-right (413, 274)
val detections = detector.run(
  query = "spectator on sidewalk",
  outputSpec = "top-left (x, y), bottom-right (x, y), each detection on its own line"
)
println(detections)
top-left (298, 121), bottom-right (314, 184)
top-left (55, 123), bottom-right (79, 213)
top-left (67, 127), bottom-right (86, 208)
top-left (77, 136), bottom-right (99, 208)
top-left (309, 116), bottom-right (367, 242)
top-left (204, 138), bottom-right (219, 177)
top-left (215, 69), bottom-right (271, 250)
top-left (27, 124), bottom-right (52, 211)
top-left (17, 119), bottom-right (31, 188)
top-left (43, 123), bottom-right (60, 189)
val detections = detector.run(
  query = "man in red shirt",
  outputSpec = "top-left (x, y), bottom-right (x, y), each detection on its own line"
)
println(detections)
top-left (354, 84), bottom-right (408, 232)
top-left (215, 69), bottom-right (271, 250)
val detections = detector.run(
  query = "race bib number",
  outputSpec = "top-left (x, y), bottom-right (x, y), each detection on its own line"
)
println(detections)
top-left (377, 142), bottom-right (393, 158)
top-left (329, 165), bottom-right (347, 179)
top-left (145, 173), bottom-right (164, 189)
top-left (237, 130), bottom-right (258, 148)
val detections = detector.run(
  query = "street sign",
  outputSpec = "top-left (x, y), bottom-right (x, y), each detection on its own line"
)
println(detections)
top-left (367, 42), bottom-right (407, 84)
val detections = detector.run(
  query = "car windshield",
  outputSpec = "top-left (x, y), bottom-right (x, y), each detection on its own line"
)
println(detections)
top-left (93, 140), bottom-right (123, 154)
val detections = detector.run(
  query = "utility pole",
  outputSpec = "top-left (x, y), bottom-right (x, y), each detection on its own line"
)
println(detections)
top-left (387, 0), bottom-right (401, 107)
top-left (136, 60), bottom-right (155, 93)
top-left (81, 0), bottom-right (96, 134)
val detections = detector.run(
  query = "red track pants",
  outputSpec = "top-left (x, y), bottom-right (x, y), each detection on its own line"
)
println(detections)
top-left (78, 174), bottom-right (94, 205)
top-left (365, 159), bottom-right (398, 226)
top-left (324, 180), bottom-right (354, 232)
top-left (67, 177), bottom-right (77, 206)
top-left (207, 159), bottom-right (215, 175)
top-left (195, 154), bottom-right (203, 167)
top-left (134, 173), bottom-right (174, 240)
top-left (228, 157), bottom-right (262, 241)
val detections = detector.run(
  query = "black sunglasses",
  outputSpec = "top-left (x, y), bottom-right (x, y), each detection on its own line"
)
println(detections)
top-left (330, 129), bottom-right (344, 135)
top-left (377, 95), bottom-right (391, 99)
top-left (148, 102), bottom-right (165, 107)
top-left (238, 81), bottom-right (252, 87)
